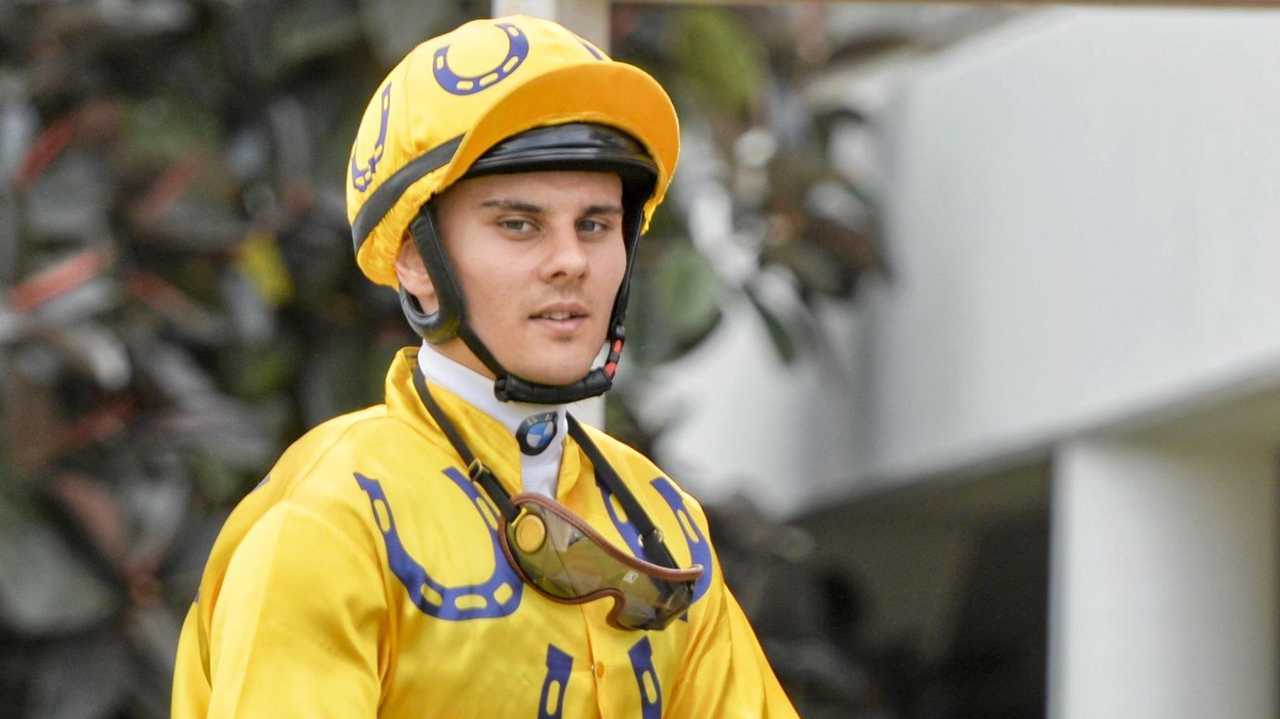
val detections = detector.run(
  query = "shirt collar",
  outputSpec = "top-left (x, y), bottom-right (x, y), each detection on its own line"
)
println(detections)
top-left (416, 342), bottom-right (569, 452)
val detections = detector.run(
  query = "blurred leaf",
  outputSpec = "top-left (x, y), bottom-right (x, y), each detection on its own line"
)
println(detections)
top-left (671, 10), bottom-right (766, 118)
top-left (2, 371), bottom-right (63, 476)
top-left (0, 186), bottom-right (20, 284)
top-left (298, 334), bottom-right (389, 426)
top-left (45, 473), bottom-right (131, 578)
top-left (123, 603), bottom-right (183, 718)
top-left (124, 271), bottom-right (230, 347)
top-left (743, 284), bottom-right (797, 365)
top-left (124, 150), bottom-right (248, 258)
top-left (0, 514), bottom-right (119, 636)
top-left (234, 230), bottom-right (294, 306)
top-left (120, 95), bottom-right (220, 168)
top-left (270, 0), bottom-right (364, 71)
top-left (603, 389), bottom-right (657, 459)
top-left (25, 628), bottom-right (132, 719)
top-left (220, 268), bottom-right (276, 345)
top-left (46, 323), bottom-right (132, 391)
top-left (151, 398), bottom-right (284, 473)
top-left (220, 338), bottom-right (298, 400)
top-left (357, 0), bottom-right (471, 67)
top-left (763, 237), bottom-right (855, 299)
top-left (650, 238), bottom-right (723, 362)
top-left (25, 151), bottom-right (112, 243)
top-left (118, 468), bottom-right (191, 571)
top-left (189, 451), bottom-right (248, 506)
top-left (130, 337), bottom-right (219, 407)
top-left (159, 508), bottom-right (227, 603)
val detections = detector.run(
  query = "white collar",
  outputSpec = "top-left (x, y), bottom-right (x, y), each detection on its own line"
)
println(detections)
top-left (415, 341), bottom-right (569, 452)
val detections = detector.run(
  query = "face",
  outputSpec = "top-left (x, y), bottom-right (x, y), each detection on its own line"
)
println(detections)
top-left (399, 170), bottom-right (627, 386)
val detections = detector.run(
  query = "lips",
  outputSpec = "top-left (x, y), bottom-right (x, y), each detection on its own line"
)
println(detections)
top-left (530, 302), bottom-right (589, 335)
top-left (530, 302), bottom-right (588, 321)
top-left (532, 310), bottom-right (584, 321)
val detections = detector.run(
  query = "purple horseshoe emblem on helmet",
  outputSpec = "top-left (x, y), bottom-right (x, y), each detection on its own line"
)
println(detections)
top-left (433, 22), bottom-right (529, 96)
top-left (350, 83), bottom-right (391, 192)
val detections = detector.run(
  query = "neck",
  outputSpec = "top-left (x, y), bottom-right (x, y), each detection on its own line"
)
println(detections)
top-left (417, 342), bottom-right (568, 497)
top-left (429, 336), bottom-right (498, 381)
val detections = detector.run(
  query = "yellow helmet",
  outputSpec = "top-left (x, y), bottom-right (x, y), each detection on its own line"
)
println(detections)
top-left (346, 15), bottom-right (679, 289)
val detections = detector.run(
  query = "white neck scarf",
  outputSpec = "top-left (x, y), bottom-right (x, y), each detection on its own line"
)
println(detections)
top-left (416, 342), bottom-right (567, 498)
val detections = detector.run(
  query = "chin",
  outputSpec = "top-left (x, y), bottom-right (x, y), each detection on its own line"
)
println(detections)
top-left (513, 356), bottom-right (596, 387)
top-left (521, 367), bottom-right (594, 387)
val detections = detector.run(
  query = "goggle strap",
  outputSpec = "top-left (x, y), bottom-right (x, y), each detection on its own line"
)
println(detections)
top-left (412, 364), bottom-right (680, 573)
top-left (566, 415), bottom-right (683, 572)
top-left (412, 366), bottom-right (518, 522)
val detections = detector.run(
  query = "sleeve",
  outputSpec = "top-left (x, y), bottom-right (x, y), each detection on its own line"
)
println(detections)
top-left (204, 500), bottom-right (387, 718)
top-left (664, 503), bottom-right (799, 719)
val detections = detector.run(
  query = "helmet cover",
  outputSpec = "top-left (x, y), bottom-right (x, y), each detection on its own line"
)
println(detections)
top-left (346, 15), bottom-right (680, 288)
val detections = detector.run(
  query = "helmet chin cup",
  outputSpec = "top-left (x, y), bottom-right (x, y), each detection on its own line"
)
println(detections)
top-left (398, 284), bottom-right (459, 344)
top-left (495, 367), bottom-right (614, 404)
top-left (401, 206), bottom-right (466, 345)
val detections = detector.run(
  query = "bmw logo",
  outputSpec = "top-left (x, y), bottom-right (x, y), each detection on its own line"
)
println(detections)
top-left (517, 412), bottom-right (558, 456)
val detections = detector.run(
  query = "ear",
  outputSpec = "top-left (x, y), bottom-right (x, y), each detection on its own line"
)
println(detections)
top-left (395, 238), bottom-right (439, 314)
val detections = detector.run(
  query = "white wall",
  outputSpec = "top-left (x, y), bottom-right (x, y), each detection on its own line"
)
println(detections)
top-left (863, 8), bottom-right (1280, 483)
top-left (639, 293), bottom-right (863, 518)
top-left (1050, 438), bottom-right (1279, 719)
top-left (652, 8), bottom-right (1280, 514)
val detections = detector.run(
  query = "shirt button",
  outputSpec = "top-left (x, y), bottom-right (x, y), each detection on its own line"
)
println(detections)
top-left (594, 661), bottom-right (606, 678)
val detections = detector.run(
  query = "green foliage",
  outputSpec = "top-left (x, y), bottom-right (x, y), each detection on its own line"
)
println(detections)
top-left (0, 3), bottom-right (885, 716)
top-left (654, 239), bottom-right (722, 349)
top-left (120, 94), bottom-right (221, 167)
top-left (669, 9), bottom-right (766, 119)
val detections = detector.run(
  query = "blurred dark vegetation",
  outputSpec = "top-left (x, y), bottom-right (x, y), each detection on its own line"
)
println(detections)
top-left (0, 2), bottom-right (890, 717)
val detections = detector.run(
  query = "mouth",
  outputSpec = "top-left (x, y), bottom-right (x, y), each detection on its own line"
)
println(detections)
top-left (530, 304), bottom-right (589, 334)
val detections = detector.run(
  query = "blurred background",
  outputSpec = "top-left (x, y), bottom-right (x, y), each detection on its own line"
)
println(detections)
top-left (1, 1), bottom-right (1277, 718)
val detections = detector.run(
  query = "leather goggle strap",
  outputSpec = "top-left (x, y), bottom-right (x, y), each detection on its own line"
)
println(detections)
top-left (412, 366), bottom-right (518, 523)
top-left (411, 363), bottom-right (680, 575)
top-left (566, 415), bottom-right (682, 572)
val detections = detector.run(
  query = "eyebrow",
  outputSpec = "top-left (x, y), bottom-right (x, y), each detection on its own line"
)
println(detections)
top-left (582, 203), bottom-right (624, 217)
top-left (480, 199), bottom-right (542, 214)
top-left (479, 199), bottom-right (623, 216)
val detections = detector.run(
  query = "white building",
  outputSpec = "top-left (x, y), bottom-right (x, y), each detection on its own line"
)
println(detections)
top-left (513, 4), bottom-right (1280, 716)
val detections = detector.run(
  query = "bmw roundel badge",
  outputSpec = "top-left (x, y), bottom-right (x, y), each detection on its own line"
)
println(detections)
top-left (516, 412), bottom-right (558, 456)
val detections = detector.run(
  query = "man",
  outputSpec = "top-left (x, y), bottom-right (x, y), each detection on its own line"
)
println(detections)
top-left (172, 15), bottom-right (796, 718)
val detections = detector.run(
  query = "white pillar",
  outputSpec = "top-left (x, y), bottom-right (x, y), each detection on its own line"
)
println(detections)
top-left (492, 0), bottom-right (610, 51)
top-left (1049, 438), bottom-right (1279, 719)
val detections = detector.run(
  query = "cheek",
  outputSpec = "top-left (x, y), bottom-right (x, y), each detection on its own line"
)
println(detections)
top-left (448, 235), bottom-right (519, 311)
top-left (464, 265), bottom-right (520, 327)
top-left (596, 243), bottom-right (628, 300)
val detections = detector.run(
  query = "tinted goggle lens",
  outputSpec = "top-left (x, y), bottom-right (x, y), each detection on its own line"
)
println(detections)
top-left (502, 494), bottom-right (702, 630)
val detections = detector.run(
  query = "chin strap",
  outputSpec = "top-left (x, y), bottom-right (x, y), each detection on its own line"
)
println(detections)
top-left (565, 414), bottom-right (680, 571)
top-left (413, 366), bottom-right (518, 523)
top-left (491, 325), bottom-right (625, 403)
top-left (411, 363), bottom-right (680, 572)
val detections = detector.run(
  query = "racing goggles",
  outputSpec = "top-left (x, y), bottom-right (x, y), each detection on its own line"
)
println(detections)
top-left (412, 367), bottom-right (703, 631)
top-left (500, 492), bottom-right (703, 631)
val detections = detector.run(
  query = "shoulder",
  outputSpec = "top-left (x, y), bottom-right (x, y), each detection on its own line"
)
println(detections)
top-left (204, 404), bottom-right (461, 586)
top-left (577, 423), bottom-right (713, 537)
top-left (579, 424), bottom-right (683, 488)
top-left (222, 404), bottom-right (464, 554)
top-left (267, 404), bottom-right (454, 497)
top-left (576, 424), bottom-right (727, 619)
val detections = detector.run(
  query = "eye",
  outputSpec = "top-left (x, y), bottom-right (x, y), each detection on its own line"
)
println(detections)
top-left (577, 218), bottom-right (609, 234)
top-left (498, 218), bottom-right (535, 233)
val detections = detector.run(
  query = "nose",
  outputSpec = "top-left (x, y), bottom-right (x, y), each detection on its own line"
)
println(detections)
top-left (539, 222), bottom-right (588, 282)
